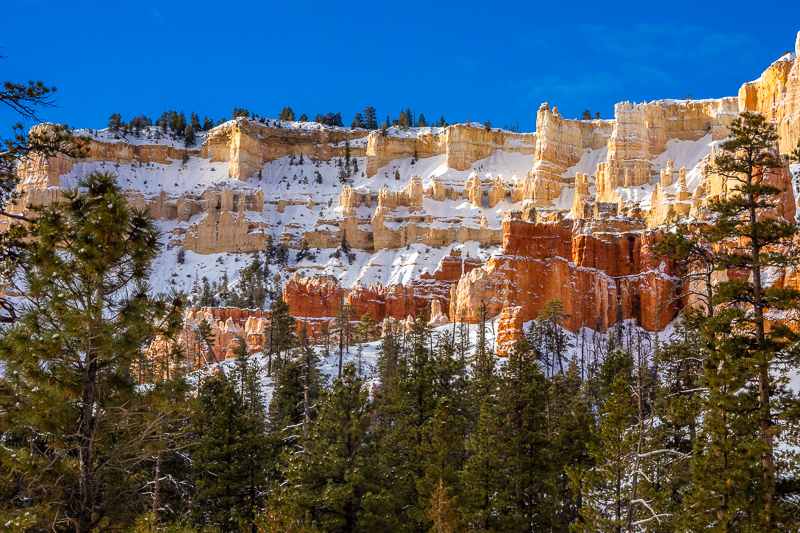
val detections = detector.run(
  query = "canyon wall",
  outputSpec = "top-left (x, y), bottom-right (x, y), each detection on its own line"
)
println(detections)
top-left (450, 212), bottom-right (677, 333)
top-left (365, 124), bottom-right (536, 177)
top-left (738, 32), bottom-right (800, 155)
top-left (202, 119), bottom-right (370, 180)
top-left (13, 35), bottom-right (800, 359)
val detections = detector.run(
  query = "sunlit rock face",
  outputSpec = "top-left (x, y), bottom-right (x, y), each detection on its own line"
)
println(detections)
top-left (12, 36), bottom-right (800, 352)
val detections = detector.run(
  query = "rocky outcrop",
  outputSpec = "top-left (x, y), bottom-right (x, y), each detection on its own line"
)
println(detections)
top-left (181, 188), bottom-right (268, 253)
top-left (519, 104), bottom-right (613, 207)
top-left (496, 306), bottom-right (525, 357)
top-left (284, 250), bottom-right (483, 331)
top-left (738, 33), bottom-right (800, 155)
top-left (182, 307), bottom-right (268, 363)
top-left (450, 212), bottom-right (678, 332)
top-left (365, 124), bottom-right (536, 177)
top-left (428, 300), bottom-right (449, 327)
top-left (203, 119), bottom-right (369, 180)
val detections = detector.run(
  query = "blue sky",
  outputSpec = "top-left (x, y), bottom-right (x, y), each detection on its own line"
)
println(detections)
top-left (2, 0), bottom-right (798, 134)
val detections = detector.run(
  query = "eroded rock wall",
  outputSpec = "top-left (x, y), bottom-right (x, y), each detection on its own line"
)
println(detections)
top-left (450, 212), bottom-right (677, 332)
top-left (365, 124), bottom-right (536, 177)
top-left (738, 32), bottom-right (800, 155)
top-left (203, 119), bottom-right (369, 180)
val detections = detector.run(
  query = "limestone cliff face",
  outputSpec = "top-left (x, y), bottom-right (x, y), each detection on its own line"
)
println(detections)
top-left (599, 98), bottom-right (738, 202)
top-left (450, 212), bottom-right (677, 333)
top-left (181, 188), bottom-right (268, 253)
top-left (365, 124), bottom-right (536, 177)
top-left (520, 104), bottom-right (613, 207)
top-left (284, 250), bottom-right (483, 335)
top-left (738, 32), bottom-right (800, 154)
top-left (12, 124), bottom-right (201, 214)
top-left (182, 307), bottom-right (267, 363)
top-left (203, 118), bottom-right (369, 180)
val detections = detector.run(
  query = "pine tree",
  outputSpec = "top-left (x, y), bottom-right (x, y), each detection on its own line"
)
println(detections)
top-left (569, 348), bottom-right (638, 533)
top-left (528, 298), bottom-right (573, 375)
top-left (184, 124), bottom-right (195, 146)
top-left (279, 107), bottom-right (295, 121)
top-left (351, 112), bottom-right (364, 129)
top-left (417, 113), bottom-right (428, 127)
top-left (419, 337), bottom-right (469, 524)
top-left (460, 340), bottom-right (504, 532)
top-left (375, 316), bottom-right (440, 531)
top-left (190, 360), bottom-right (269, 533)
top-left (356, 312), bottom-right (378, 342)
top-left (581, 110), bottom-right (592, 120)
top-left (427, 479), bottom-right (461, 533)
top-left (363, 106), bottom-right (378, 130)
top-left (680, 309), bottom-right (768, 530)
top-left (264, 293), bottom-right (297, 374)
top-left (398, 109), bottom-right (410, 129)
top-left (279, 363), bottom-right (378, 531)
top-left (0, 171), bottom-right (184, 531)
top-left (108, 112), bottom-right (122, 131)
top-left (175, 111), bottom-right (186, 134)
top-left (493, 340), bottom-right (553, 531)
top-left (663, 112), bottom-right (800, 527)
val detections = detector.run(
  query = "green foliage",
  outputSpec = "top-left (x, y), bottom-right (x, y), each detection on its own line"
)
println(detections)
top-left (278, 363), bottom-right (379, 531)
top-left (0, 171), bottom-right (184, 531)
top-left (264, 294), bottom-right (297, 373)
top-left (279, 107), bottom-right (295, 121)
top-left (190, 362), bottom-right (270, 532)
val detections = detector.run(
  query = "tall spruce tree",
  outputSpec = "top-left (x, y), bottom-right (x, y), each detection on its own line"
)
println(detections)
top-left (703, 112), bottom-right (800, 521)
top-left (280, 363), bottom-right (379, 532)
top-left (0, 171), bottom-right (184, 532)
top-left (569, 348), bottom-right (638, 533)
top-left (494, 340), bottom-right (553, 531)
top-left (375, 316), bottom-right (439, 532)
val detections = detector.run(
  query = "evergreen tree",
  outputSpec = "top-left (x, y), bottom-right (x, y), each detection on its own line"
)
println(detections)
top-left (280, 363), bottom-right (379, 532)
top-left (581, 110), bottom-right (592, 120)
top-left (108, 112), bottom-right (122, 131)
top-left (417, 113), bottom-right (428, 127)
top-left (528, 298), bottom-right (573, 375)
top-left (279, 107), bottom-right (295, 121)
top-left (356, 312), bottom-right (378, 343)
top-left (299, 113), bottom-right (308, 122)
top-left (493, 340), bottom-right (554, 531)
top-left (460, 341), bottom-right (504, 531)
top-left (202, 115), bottom-right (214, 130)
top-left (362, 106), bottom-right (378, 130)
top-left (375, 316), bottom-right (440, 531)
top-left (351, 112), bottom-right (364, 129)
top-left (680, 309), bottom-right (769, 531)
top-left (175, 111), bottom-right (186, 134)
top-left (569, 348), bottom-right (638, 533)
top-left (0, 171), bottom-right (184, 531)
top-left (662, 111), bottom-right (800, 526)
top-left (398, 109), bottom-right (410, 129)
top-left (264, 293), bottom-right (297, 374)
top-left (184, 124), bottom-right (195, 146)
top-left (190, 358), bottom-right (269, 533)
